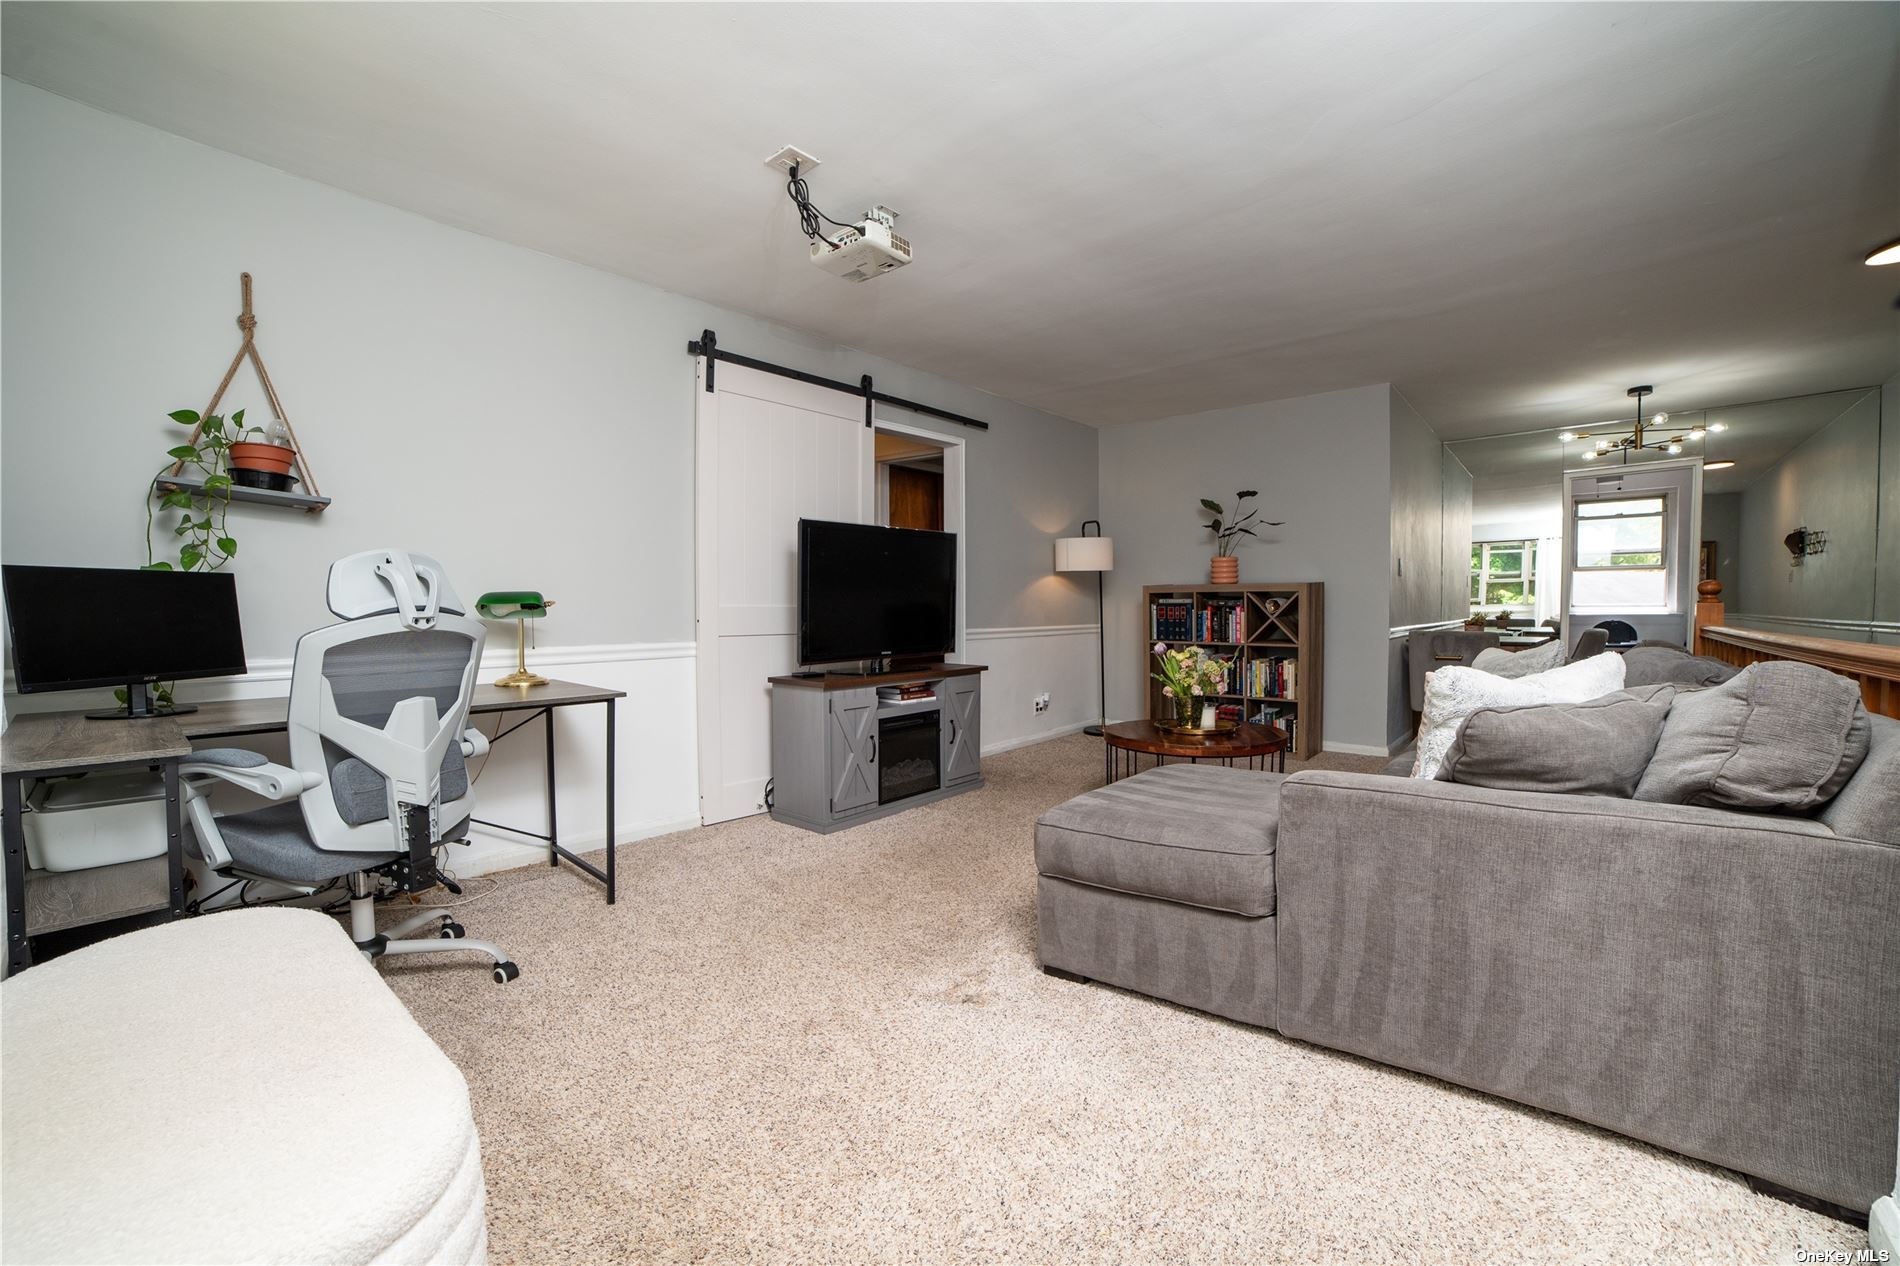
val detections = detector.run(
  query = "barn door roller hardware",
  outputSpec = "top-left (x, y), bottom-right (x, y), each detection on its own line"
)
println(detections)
top-left (687, 330), bottom-right (990, 431)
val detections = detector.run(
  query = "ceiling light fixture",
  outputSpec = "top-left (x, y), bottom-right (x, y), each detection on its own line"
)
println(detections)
top-left (1865, 236), bottom-right (1900, 266)
top-left (1563, 386), bottom-right (1695, 464)
top-left (1704, 459), bottom-right (1736, 472)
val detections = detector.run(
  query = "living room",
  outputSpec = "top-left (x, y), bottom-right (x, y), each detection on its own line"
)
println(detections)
top-left (1, 4), bottom-right (1896, 1264)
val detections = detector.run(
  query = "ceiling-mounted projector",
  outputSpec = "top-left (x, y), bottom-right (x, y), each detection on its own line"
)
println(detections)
top-left (811, 206), bottom-right (911, 282)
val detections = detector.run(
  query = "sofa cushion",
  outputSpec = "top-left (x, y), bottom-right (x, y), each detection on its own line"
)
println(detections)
top-left (1634, 661), bottom-right (1871, 811)
top-left (1436, 684), bottom-right (1678, 797)
top-left (1816, 713), bottom-right (1900, 846)
top-left (1471, 637), bottom-right (1566, 679)
top-left (1035, 763), bottom-right (1283, 916)
top-left (1620, 644), bottom-right (1739, 688)
top-left (1411, 651), bottom-right (1627, 779)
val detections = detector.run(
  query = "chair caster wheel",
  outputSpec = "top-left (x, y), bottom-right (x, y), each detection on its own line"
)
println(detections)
top-left (492, 961), bottom-right (520, 984)
top-left (439, 921), bottom-right (465, 939)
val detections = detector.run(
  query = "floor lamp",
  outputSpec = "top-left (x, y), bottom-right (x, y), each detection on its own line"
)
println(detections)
top-left (1056, 521), bottom-right (1114, 736)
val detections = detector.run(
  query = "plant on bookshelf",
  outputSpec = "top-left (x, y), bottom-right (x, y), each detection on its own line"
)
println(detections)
top-left (1199, 490), bottom-right (1285, 583)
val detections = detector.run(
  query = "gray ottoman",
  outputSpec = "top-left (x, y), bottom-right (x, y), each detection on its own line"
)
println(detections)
top-left (1035, 763), bottom-right (1284, 1028)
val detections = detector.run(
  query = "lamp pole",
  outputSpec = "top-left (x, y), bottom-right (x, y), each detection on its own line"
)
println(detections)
top-left (1082, 520), bottom-right (1107, 737)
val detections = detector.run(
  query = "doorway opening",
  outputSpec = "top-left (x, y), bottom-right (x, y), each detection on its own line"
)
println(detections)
top-left (876, 430), bottom-right (946, 530)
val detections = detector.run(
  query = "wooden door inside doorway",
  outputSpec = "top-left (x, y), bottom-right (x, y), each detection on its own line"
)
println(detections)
top-left (888, 465), bottom-right (944, 531)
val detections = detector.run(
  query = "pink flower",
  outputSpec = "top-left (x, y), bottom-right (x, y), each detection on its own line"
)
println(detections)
top-left (1161, 685), bottom-right (1174, 697)
top-left (1153, 642), bottom-right (1167, 654)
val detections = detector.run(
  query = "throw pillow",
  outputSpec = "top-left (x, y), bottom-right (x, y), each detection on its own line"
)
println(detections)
top-left (1436, 684), bottom-right (1678, 797)
top-left (1633, 661), bottom-right (1872, 811)
top-left (1471, 638), bottom-right (1566, 679)
top-left (1620, 645), bottom-right (1739, 688)
top-left (1411, 651), bottom-right (1627, 779)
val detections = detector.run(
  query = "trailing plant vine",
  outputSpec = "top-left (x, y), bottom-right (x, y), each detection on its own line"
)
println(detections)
top-left (145, 408), bottom-right (262, 573)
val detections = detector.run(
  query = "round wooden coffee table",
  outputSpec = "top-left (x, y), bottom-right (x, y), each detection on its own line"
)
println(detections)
top-left (1100, 720), bottom-right (1288, 783)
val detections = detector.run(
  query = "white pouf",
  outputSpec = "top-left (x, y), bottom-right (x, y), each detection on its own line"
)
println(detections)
top-left (1, 908), bottom-right (487, 1265)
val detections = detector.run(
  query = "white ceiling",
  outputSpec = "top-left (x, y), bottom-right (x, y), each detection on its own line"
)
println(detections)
top-left (4, 2), bottom-right (1897, 436)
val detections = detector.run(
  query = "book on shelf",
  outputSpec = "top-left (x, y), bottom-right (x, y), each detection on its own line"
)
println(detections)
top-left (1246, 656), bottom-right (1297, 700)
top-left (877, 684), bottom-right (936, 701)
top-left (1150, 598), bottom-right (1194, 642)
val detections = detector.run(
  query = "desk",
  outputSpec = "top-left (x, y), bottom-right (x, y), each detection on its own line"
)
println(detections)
top-left (2, 678), bottom-right (624, 976)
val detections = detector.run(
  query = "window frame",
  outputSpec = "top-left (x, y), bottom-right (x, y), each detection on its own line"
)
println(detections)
top-left (1569, 494), bottom-right (1672, 612)
top-left (1469, 538), bottom-right (1537, 615)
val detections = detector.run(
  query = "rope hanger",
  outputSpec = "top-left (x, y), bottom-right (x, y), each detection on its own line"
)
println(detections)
top-left (164, 272), bottom-right (323, 502)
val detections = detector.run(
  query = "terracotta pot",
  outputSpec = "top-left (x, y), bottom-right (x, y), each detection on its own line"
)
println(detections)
top-left (1209, 555), bottom-right (1239, 584)
top-left (229, 441), bottom-right (296, 476)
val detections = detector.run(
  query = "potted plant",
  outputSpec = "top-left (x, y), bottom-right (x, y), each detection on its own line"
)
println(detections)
top-left (227, 415), bottom-right (298, 490)
top-left (1200, 489), bottom-right (1283, 584)
top-left (1151, 642), bottom-right (1229, 729)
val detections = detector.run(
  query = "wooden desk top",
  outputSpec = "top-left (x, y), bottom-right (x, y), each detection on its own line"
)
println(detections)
top-left (3, 679), bottom-right (624, 774)
top-left (768, 663), bottom-right (987, 690)
top-left (1100, 719), bottom-right (1287, 760)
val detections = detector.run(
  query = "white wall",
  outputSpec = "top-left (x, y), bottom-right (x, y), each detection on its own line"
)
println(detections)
top-left (1098, 385), bottom-right (1393, 753)
top-left (0, 80), bottom-right (1101, 859)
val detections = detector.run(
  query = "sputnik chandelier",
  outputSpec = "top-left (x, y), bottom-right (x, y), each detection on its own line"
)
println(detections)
top-left (1560, 386), bottom-right (1725, 463)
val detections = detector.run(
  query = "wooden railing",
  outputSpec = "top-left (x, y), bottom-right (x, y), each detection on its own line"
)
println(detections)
top-left (1696, 625), bottom-right (1900, 720)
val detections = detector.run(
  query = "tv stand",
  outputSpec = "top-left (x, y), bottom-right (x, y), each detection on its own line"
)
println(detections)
top-left (766, 663), bottom-right (985, 834)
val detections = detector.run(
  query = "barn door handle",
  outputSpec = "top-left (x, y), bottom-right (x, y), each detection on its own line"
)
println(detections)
top-left (950, 718), bottom-right (958, 745)
top-left (869, 735), bottom-right (877, 764)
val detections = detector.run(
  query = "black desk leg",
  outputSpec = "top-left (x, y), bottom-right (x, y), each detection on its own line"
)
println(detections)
top-left (164, 761), bottom-right (185, 919)
top-left (546, 707), bottom-right (560, 868)
top-left (604, 699), bottom-right (617, 905)
top-left (4, 773), bottom-right (28, 977)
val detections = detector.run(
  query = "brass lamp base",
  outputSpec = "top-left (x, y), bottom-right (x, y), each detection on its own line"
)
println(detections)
top-left (497, 620), bottom-right (547, 689)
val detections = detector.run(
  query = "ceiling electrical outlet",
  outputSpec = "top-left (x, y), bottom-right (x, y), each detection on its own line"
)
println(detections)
top-left (764, 145), bottom-right (821, 175)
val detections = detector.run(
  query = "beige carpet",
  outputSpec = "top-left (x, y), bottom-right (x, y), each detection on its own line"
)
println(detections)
top-left (384, 734), bottom-right (1862, 1264)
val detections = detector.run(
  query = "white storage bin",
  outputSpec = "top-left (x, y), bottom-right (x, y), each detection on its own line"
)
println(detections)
top-left (23, 771), bottom-right (168, 873)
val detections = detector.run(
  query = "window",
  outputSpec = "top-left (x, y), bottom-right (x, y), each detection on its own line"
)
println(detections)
top-left (1571, 496), bottom-right (1669, 610)
top-left (1470, 539), bottom-right (1536, 613)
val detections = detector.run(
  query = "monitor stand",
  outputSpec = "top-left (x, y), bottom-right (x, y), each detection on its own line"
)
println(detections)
top-left (85, 681), bottom-right (199, 721)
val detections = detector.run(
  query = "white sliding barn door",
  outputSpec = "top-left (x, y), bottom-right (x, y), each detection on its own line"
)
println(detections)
top-left (695, 360), bottom-right (872, 824)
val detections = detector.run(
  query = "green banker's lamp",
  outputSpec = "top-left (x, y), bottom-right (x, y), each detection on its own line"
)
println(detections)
top-left (477, 591), bottom-right (554, 689)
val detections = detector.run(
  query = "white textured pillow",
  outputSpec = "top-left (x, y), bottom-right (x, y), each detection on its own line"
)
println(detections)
top-left (1411, 652), bottom-right (1627, 778)
top-left (1471, 638), bottom-right (1566, 679)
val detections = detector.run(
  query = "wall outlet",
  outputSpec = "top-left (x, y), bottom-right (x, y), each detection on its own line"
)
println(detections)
top-left (1033, 692), bottom-right (1051, 714)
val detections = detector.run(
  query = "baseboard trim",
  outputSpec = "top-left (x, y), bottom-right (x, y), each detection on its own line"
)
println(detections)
top-left (1323, 740), bottom-right (1394, 757)
top-left (460, 814), bottom-right (702, 877)
top-left (982, 720), bottom-right (1096, 756)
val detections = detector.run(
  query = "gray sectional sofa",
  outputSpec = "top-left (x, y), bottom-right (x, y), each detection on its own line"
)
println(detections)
top-left (1036, 658), bottom-right (1900, 1213)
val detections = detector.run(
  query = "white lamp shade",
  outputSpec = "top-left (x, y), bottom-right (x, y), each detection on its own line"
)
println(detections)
top-left (1055, 536), bottom-right (1114, 572)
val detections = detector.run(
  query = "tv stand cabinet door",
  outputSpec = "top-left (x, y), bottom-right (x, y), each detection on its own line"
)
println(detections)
top-left (941, 677), bottom-right (981, 785)
top-left (828, 689), bottom-right (879, 816)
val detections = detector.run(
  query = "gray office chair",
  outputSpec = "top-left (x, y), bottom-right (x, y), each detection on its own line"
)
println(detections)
top-left (1567, 627), bottom-right (1610, 663)
top-left (181, 550), bottom-right (518, 982)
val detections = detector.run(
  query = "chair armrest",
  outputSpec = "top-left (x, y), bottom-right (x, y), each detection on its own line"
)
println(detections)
top-left (180, 753), bottom-right (321, 801)
top-left (460, 728), bottom-right (490, 760)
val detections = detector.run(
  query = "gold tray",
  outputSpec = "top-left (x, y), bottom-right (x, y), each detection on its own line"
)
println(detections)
top-left (1153, 717), bottom-right (1239, 737)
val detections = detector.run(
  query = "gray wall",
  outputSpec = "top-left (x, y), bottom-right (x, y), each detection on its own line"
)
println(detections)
top-left (1880, 369), bottom-right (1900, 629)
top-left (1733, 389), bottom-right (1880, 624)
top-left (1441, 447), bottom-right (1474, 619)
top-left (1098, 385), bottom-right (1392, 752)
top-left (1387, 387), bottom-right (1446, 626)
top-left (1701, 491), bottom-right (1743, 599)
top-left (0, 80), bottom-right (1098, 664)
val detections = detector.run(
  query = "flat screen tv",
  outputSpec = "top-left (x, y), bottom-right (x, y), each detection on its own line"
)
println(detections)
top-left (798, 520), bottom-right (956, 666)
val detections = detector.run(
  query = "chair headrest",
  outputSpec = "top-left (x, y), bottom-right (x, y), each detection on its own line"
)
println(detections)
top-left (327, 550), bottom-right (465, 629)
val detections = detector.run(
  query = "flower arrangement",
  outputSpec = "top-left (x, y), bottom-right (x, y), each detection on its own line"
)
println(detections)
top-left (1151, 642), bottom-right (1228, 724)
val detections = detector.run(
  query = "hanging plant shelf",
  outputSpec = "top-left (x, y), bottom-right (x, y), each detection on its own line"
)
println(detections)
top-left (153, 472), bottom-right (332, 513)
top-left (159, 271), bottom-right (329, 516)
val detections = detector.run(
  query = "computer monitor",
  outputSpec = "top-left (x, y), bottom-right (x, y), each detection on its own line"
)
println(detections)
top-left (2, 564), bottom-right (247, 719)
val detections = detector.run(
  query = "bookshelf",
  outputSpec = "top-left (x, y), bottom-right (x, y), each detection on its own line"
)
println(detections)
top-left (1142, 582), bottom-right (1324, 760)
